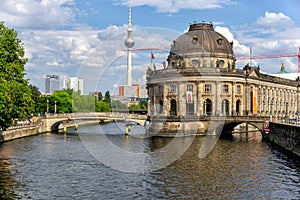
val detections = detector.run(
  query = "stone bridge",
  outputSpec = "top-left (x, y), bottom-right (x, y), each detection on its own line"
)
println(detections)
top-left (45, 112), bottom-right (148, 132)
top-left (149, 115), bottom-right (269, 136)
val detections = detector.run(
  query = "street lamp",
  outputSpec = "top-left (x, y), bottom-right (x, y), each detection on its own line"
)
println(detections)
top-left (46, 99), bottom-right (49, 114)
top-left (54, 101), bottom-right (57, 114)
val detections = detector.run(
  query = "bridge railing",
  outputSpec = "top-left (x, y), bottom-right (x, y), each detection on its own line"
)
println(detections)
top-left (152, 115), bottom-right (269, 122)
top-left (43, 112), bottom-right (147, 120)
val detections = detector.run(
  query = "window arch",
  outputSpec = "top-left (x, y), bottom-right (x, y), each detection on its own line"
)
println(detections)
top-left (170, 99), bottom-right (177, 116)
top-left (204, 99), bottom-right (212, 116)
top-left (222, 99), bottom-right (229, 116)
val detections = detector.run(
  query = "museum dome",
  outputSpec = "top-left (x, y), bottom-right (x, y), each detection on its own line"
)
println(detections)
top-left (170, 23), bottom-right (234, 56)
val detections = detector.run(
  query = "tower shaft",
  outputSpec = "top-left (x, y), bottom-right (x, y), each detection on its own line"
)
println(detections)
top-left (124, 0), bottom-right (135, 86)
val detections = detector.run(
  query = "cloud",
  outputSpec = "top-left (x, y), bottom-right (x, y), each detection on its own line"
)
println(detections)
top-left (231, 12), bottom-right (300, 73)
top-left (215, 26), bottom-right (249, 56)
top-left (20, 22), bottom-right (178, 93)
top-left (114, 0), bottom-right (234, 13)
top-left (255, 12), bottom-right (295, 28)
top-left (97, 25), bottom-right (127, 41)
top-left (0, 0), bottom-right (76, 29)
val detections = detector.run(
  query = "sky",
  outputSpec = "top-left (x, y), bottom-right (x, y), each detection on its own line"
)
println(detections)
top-left (1, 0), bottom-right (300, 94)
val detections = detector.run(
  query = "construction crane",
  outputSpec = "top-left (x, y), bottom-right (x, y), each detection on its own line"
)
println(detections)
top-left (236, 47), bottom-right (300, 73)
top-left (123, 47), bottom-right (300, 73)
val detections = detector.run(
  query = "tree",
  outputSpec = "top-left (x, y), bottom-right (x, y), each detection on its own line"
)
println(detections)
top-left (111, 100), bottom-right (127, 110)
top-left (104, 91), bottom-right (111, 103)
top-left (29, 84), bottom-right (44, 115)
top-left (0, 22), bottom-right (34, 130)
top-left (140, 100), bottom-right (148, 110)
top-left (98, 92), bottom-right (103, 101)
top-left (51, 90), bottom-right (74, 113)
top-left (95, 101), bottom-right (111, 112)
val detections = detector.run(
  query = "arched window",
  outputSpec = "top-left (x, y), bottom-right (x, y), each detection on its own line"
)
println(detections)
top-left (159, 100), bottom-right (163, 114)
top-left (222, 99), bottom-right (229, 116)
top-left (204, 99), bottom-right (212, 116)
top-left (170, 99), bottom-right (177, 116)
top-left (236, 99), bottom-right (241, 116)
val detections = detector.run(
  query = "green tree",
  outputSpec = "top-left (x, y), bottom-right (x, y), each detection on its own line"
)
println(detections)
top-left (73, 93), bottom-right (95, 112)
top-left (51, 89), bottom-right (73, 113)
top-left (129, 104), bottom-right (140, 110)
top-left (0, 22), bottom-right (34, 130)
top-left (29, 84), bottom-right (44, 115)
top-left (98, 92), bottom-right (103, 101)
top-left (139, 100), bottom-right (148, 110)
top-left (104, 91), bottom-right (111, 103)
top-left (95, 101), bottom-right (111, 112)
top-left (111, 100), bottom-right (128, 110)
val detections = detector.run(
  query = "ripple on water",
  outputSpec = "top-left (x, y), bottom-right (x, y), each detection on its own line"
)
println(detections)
top-left (0, 124), bottom-right (299, 199)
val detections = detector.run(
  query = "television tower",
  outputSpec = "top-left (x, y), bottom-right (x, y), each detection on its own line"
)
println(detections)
top-left (124, 0), bottom-right (135, 86)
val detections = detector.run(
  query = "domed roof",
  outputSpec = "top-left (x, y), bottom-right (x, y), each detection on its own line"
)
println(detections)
top-left (170, 23), bottom-right (234, 56)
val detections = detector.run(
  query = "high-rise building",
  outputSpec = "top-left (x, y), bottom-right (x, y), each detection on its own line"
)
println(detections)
top-left (63, 77), bottom-right (84, 95)
top-left (118, 84), bottom-right (140, 98)
top-left (45, 75), bottom-right (59, 94)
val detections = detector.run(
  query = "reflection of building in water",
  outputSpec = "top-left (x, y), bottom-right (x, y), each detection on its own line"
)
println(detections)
top-left (146, 22), bottom-right (300, 136)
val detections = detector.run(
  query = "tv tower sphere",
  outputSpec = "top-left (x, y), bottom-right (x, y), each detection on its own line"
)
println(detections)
top-left (124, 30), bottom-right (135, 48)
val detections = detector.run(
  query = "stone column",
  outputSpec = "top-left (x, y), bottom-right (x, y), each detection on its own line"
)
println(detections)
top-left (231, 82), bottom-right (235, 116)
top-left (215, 81), bottom-right (220, 116)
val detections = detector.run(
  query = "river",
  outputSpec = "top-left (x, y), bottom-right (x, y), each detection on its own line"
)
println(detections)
top-left (0, 122), bottom-right (299, 199)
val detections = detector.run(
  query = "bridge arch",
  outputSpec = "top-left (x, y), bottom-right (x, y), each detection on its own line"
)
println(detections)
top-left (220, 121), bottom-right (265, 138)
top-left (51, 120), bottom-right (66, 133)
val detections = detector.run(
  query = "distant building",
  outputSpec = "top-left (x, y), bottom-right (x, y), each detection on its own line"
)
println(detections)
top-left (45, 75), bottom-right (59, 94)
top-left (118, 84), bottom-right (140, 98)
top-left (140, 87), bottom-right (148, 98)
top-left (63, 77), bottom-right (84, 95)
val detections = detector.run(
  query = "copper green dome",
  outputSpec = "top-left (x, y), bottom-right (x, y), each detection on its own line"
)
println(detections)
top-left (170, 23), bottom-right (234, 56)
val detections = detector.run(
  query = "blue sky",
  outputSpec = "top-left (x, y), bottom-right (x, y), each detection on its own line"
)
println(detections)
top-left (1, 0), bottom-right (300, 94)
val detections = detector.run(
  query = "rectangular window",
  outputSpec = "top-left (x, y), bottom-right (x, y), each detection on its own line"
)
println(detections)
top-left (222, 84), bottom-right (229, 93)
top-left (205, 84), bottom-right (212, 93)
top-left (236, 85), bottom-right (241, 94)
top-left (187, 84), bottom-right (193, 92)
top-left (170, 85), bottom-right (176, 93)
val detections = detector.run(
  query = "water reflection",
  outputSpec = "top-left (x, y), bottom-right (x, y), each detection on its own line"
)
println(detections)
top-left (0, 143), bottom-right (21, 199)
top-left (0, 123), bottom-right (299, 199)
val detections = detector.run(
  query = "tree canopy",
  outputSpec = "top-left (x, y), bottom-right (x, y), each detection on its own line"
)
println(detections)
top-left (0, 22), bottom-right (34, 130)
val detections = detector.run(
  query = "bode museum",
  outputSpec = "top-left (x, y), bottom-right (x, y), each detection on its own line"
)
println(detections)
top-left (146, 22), bottom-right (300, 136)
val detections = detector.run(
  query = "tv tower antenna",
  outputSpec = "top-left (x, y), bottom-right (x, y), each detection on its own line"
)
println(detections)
top-left (124, 0), bottom-right (135, 86)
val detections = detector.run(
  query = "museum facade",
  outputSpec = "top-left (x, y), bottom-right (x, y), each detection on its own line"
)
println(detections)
top-left (146, 22), bottom-right (300, 136)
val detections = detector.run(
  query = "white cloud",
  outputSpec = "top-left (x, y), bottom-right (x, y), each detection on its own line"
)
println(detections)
top-left (115, 0), bottom-right (234, 13)
top-left (232, 12), bottom-right (300, 73)
top-left (215, 26), bottom-right (249, 56)
top-left (0, 0), bottom-right (76, 29)
top-left (255, 12), bottom-right (295, 28)
top-left (20, 24), bottom-right (179, 93)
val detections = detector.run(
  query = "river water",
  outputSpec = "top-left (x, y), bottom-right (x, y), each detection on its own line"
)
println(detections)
top-left (0, 122), bottom-right (299, 199)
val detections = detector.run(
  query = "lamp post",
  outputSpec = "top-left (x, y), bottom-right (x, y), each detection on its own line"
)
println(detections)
top-left (54, 101), bottom-right (57, 114)
top-left (46, 99), bottom-right (49, 114)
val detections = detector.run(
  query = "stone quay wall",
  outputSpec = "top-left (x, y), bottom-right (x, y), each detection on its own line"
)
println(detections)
top-left (0, 120), bottom-right (46, 143)
top-left (268, 122), bottom-right (300, 157)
